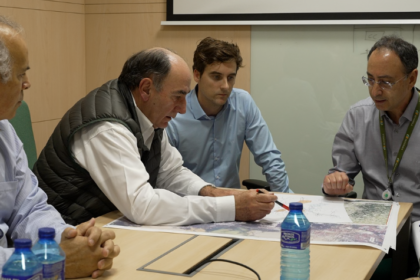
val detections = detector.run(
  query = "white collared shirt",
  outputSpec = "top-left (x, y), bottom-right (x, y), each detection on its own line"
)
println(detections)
top-left (71, 105), bottom-right (235, 225)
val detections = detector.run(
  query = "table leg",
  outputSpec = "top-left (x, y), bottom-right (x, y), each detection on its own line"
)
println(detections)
top-left (392, 216), bottom-right (411, 280)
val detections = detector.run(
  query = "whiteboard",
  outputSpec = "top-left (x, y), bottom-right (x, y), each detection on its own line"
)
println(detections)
top-left (167, 0), bottom-right (420, 23)
top-left (249, 25), bottom-right (420, 195)
top-left (174, 0), bottom-right (417, 14)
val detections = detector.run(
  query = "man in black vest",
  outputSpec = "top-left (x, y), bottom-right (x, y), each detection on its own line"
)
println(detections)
top-left (34, 48), bottom-right (277, 226)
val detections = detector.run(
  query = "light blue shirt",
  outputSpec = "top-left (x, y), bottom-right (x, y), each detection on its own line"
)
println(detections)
top-left (167, 87), bottom-right (290, 192)
top-left (0, 120), bottom-right (68, 271)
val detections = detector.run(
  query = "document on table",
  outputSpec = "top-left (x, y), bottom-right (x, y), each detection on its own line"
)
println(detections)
top-left (263, 195), bottom-right (353, 224)
top-left (104, 194), bottom-right (399, 252)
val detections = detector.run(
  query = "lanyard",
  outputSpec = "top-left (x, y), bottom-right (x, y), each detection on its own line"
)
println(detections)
top-left (379, 93), bottom-right (420, 196)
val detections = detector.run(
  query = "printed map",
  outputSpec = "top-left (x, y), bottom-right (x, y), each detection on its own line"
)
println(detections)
top-left (344, 200), bottom-right (392, 225)
top-left (104, 195), bottom-right (399, 252)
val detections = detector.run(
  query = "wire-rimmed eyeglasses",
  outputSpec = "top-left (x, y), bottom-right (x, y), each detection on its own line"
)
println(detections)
top-left (362, 75), bottom-right (408, 90)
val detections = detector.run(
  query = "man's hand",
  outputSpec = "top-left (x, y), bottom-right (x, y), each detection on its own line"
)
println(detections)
top-left (60, 219), bottom-right (120, 279)
top-left (234, 189), bottom-right (277, 221)
top-left (64, 218), bottom-right (101, 247)
top-left (323, 171), bottom-right (353, 196)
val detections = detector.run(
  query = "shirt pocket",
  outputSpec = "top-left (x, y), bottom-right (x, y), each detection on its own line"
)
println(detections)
top-left (0, 181), bottom-right (18, 222)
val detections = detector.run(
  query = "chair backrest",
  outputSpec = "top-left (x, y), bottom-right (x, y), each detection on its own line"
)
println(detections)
top-left (9, 100), bottom-right (37, 169)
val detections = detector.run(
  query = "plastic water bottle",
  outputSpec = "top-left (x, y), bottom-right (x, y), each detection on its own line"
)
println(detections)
top-left (280, 202), bottom-right (311, 280)
top-left (1, 239), bottom-right (42, 280)
top-left (32, 227), bottom-right (66, 280)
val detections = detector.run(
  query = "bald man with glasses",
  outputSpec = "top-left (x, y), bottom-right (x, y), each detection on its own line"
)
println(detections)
top-left (323, 35), bottom-right (420, 277)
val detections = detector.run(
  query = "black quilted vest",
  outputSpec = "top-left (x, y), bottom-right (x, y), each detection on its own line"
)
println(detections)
top-left (33, 79), bottom-right (162, 225)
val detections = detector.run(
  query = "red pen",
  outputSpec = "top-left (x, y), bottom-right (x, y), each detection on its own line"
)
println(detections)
top-left (256, 189), bottom-right (290, 211)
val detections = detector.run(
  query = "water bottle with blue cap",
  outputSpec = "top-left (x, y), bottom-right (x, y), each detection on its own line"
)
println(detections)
top-left (32, 227), bottom-right (66, 280)
top-left (1, 238), bottom-right (42, 280)
top-left (280, 202), bottom-right (311, 280)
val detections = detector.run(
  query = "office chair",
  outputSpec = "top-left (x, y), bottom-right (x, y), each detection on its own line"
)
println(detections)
top-left (242, 179), bottom-right (357, 198)
top-left (242, 179), bottom-right (271, 191)
top-left (9, 100), bottom-right (37, 169)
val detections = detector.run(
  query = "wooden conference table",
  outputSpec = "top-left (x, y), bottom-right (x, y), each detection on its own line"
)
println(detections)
top-left (81, 200), bottom-right (412, 280)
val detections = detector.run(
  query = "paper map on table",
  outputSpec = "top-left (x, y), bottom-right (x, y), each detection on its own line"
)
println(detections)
top-left (104, 195), bottom-right (399, 252)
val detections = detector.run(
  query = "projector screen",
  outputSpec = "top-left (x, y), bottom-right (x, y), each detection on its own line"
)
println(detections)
top-left (167, 0), bottom-right (420, 22)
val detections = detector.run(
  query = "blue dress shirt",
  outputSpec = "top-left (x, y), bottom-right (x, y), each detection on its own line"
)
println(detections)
top-left (0, 120), bottom-right (68, 270)
top-left (167, 87), bottom-right (290, 192)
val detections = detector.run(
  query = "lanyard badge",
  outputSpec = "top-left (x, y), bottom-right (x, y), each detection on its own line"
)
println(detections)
top-left (382, 189), bottom-right (392, 200)
top-left (379, 92), bottom-right (420, 200)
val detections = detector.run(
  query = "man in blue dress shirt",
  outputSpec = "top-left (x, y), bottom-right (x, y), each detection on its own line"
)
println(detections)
top-left (167, 37), bottom-right (291, 192)
top-left (0, 15), bottom-right (119, 278)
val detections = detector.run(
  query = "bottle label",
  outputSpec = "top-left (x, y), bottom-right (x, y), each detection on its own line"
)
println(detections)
top-left (1, 272), bottom-right (42, 280)
top-left (42, 260), bottom-right (65, 280)
top-left (281, 228), bottom-right (311, 250)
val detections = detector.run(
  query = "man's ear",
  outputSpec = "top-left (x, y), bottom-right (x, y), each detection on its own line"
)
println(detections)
top-left (408, 69), bottom-right (418, 89)
top-left (193, 69), bottom-right (201, 83)
top-left (138, 78), bottom-right (153, 101)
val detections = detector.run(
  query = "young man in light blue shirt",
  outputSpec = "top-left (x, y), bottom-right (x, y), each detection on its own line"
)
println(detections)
top-left (167, 37), bottom-right (290, 192)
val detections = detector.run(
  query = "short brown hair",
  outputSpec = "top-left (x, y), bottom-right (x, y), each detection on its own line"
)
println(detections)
top-left (193, 37), bottom-right (243, 75)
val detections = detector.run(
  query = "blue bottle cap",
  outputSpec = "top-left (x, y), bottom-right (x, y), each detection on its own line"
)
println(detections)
top-left (289, 202), bottom-right (303, 210)
top-left (14, 239), bottom-right (32, 249)
top-left (38, 227), bottom-right (56, 239)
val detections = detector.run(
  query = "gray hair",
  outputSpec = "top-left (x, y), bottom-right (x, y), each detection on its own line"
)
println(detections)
top-left (0, 15), bottom-right (23, 83)
top-left (118, 48), bottom-right (173, 92)
top-left (368, 35), bottom-right (418, 75)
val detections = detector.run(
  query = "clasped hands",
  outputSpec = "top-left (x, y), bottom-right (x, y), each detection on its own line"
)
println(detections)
top-left (60, 218), bottom-right (120, 279)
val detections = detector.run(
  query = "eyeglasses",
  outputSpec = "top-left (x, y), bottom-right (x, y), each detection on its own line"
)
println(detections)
top-left (362, 75), bottom-right (407, 90)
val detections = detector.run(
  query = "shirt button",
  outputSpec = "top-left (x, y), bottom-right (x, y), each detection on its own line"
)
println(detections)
top-left (396, 193), bottom-right (399, 197)
top-left (215, 157), bottom-right (219, 161)
top-left (394, 129), bottom-right (398, 133)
